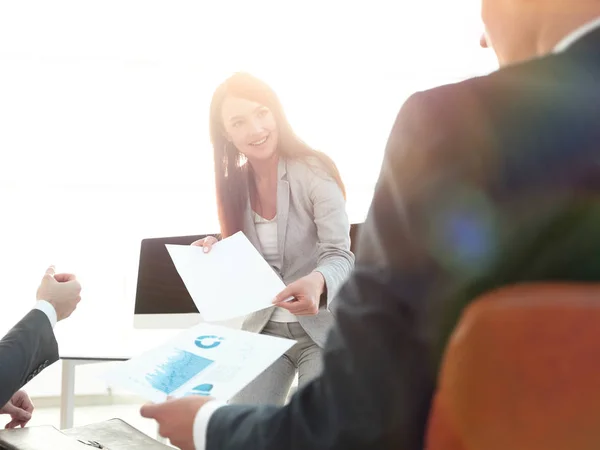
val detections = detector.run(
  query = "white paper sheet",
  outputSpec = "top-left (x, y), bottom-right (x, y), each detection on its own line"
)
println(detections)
top-left (102, 323), bottom-right (295, 403)
top-left (166, 231), bottom-right (286, 322)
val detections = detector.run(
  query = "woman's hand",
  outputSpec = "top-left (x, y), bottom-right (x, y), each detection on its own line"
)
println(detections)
top-left (272, 272), bottom-right (326, 316)
top-left (191, 236), bottom-right (218, 253)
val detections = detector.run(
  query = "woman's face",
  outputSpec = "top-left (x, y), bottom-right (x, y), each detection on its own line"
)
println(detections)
top-left (220, 96), bottom-right (279, 161)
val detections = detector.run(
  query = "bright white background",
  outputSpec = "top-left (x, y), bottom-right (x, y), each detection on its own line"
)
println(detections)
top-left (0, 0), bottom-right (497, 398)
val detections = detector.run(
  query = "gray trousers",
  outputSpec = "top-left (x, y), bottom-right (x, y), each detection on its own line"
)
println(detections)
top-left (229, 321), bottom-right (323, 406)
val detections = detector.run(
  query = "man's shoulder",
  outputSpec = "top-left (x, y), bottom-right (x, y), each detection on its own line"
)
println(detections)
top-left (406, 51), bottom-right (585, 119)
top-left (392, 50), bottom-right (593, 154)
top-left (385, 51), bottom-right (599, 192)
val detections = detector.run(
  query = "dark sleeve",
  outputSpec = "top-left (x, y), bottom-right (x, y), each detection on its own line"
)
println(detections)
top-left (0, 310), bottom-right (59, 407)
top-left (206, 91), bottom-right (490, 450)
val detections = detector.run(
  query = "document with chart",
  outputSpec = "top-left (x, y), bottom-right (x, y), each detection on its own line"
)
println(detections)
top-left (165, 231), bottom-right (287, 322)
top-left (101, 323), bottom-right (295, 403)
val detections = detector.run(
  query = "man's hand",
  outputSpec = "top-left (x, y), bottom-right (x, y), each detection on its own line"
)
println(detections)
top-left (36, 266), bottom-right (82, 321)
top-left (0, 391), bottom-right (34, 429)
top-left (140, 396), bottom-right (212, 450)
top-left (272, 272), bottom-right (326, 316)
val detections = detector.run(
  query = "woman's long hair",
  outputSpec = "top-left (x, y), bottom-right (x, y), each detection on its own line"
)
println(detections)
top-left (209, 72), bottom-right (346, 237)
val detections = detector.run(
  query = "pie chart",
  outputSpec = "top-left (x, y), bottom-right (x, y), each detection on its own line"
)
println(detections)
top-left (195, 335), bottom-right (224, 349)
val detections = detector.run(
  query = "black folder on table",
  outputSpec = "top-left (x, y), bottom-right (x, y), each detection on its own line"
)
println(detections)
top-left (0, 418), bottom-right (170, 449)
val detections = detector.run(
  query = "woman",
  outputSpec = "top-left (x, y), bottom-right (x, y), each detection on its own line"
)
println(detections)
top-left (193, 72), bottom-right (354, 405)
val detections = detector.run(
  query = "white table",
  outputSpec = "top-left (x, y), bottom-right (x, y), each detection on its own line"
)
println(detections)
top-left (56, 316), bottom-right (243, 430)
top-left (57, 326), bottom-right (180, 429)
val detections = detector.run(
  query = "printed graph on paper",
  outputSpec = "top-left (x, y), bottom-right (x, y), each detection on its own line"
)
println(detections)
top-left (145, 350), bottom-right (214, 394)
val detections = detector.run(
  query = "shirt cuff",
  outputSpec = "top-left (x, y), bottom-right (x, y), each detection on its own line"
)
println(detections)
top-left (35, 300), bottom-right (57, 329)
top-left (193, 400), bottom-right (227, 450)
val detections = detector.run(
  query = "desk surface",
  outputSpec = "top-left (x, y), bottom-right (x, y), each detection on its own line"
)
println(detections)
top-left (57, 326), bottom-right (181, 361)
top-left (56, 317), bottom-right (243, 361)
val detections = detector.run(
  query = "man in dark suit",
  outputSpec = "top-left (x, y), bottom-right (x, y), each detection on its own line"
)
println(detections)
top-left (141, 0), bottom-right (600, 448)
top-left (0, 266), bottom-right (81, 428)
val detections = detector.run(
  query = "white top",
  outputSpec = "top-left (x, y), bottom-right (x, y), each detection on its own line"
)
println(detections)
top-left (253, 212), bottom-right (298, 323)
top-left (553, 15), bottom-right (600, 53)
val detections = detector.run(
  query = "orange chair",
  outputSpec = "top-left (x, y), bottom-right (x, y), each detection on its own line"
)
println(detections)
top-left (425, 283), bottom-right (600, 450)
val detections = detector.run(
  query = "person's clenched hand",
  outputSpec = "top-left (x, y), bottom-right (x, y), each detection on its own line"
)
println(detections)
top-left (36, 266), bottom-right (81, 321)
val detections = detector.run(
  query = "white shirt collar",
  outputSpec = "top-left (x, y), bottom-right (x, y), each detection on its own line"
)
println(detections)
top-left (553, 16), bottom-right (600, 53)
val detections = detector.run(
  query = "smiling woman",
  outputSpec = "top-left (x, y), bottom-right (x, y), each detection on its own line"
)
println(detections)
top-left (222, 98), bottom-right (278, 161)
top-left (190, 72), bottom-right (355, 406)
top-left (208, 72), bottom-right (346, 238)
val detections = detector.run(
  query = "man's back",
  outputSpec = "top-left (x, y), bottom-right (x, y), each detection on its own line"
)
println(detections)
top-left (386, 28), bottom-right (600, 348)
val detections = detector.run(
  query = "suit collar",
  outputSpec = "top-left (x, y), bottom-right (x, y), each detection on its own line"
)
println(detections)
top-left (276, 157), bottom-right (289, 268)
top-left (277, 156), bottom-right (287, 180)
top-left (243, 196), bottom-right (261, 252)
top-left (555, 17), bottom-right (600, 57)
top-left (243, 157), bottom-right (289, 270)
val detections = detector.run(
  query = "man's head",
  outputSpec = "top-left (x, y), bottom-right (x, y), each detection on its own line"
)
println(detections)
top-left (480, 0), bottom-right (600, 66)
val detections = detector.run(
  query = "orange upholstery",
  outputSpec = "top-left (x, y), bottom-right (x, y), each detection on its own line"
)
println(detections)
top-left (425, 283), bottom-right (600, 450)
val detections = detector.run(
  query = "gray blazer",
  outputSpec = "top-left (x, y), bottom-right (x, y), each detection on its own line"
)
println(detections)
top-left (241, 157), bottom-right (354, 347)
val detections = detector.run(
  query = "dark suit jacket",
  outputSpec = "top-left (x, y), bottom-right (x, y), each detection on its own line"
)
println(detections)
top-left (206, 27), bottom-right (600, 450)
top-left (0, 310), bottom-right (58, 407)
